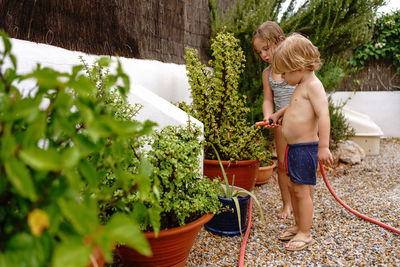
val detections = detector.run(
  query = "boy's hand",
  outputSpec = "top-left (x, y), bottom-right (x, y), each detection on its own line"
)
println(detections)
top-left (266, 113), bottom-right (281, 128)
top-left (318, 147), bottom-right (333, 167)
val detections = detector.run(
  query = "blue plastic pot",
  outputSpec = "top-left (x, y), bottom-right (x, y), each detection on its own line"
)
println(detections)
top-left (204, 194), bottom-right (250, 236)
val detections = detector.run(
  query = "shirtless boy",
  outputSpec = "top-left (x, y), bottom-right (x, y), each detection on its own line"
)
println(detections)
top-left (269, 33), bottom-right (333, 251)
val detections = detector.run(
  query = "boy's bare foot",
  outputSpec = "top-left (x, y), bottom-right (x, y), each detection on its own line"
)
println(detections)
top-left (277, 206), bottom-right (292, 219)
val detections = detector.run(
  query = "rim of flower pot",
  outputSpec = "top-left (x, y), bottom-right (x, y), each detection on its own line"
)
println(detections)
top-left (143, 213), bottom-right (214, 239)
top-left (218, 193), bottom-right (251, 202)
top-left (219, 185), bottom-right (250, 199)
top-left (204, 159), bottom-right (259, 166)
top-left (259, 159), bottom-right (276, 169)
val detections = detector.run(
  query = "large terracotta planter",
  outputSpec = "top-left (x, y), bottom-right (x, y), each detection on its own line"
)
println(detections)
top-left (203, 159), bottom-right (260, 191)
top-left (256, 160), bottom-right (277, 185)
top-left (116, 213), bottom-right (213, 267)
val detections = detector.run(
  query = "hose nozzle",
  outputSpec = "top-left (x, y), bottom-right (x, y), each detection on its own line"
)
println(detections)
top-left (255, 119), bottom-right (274, 126)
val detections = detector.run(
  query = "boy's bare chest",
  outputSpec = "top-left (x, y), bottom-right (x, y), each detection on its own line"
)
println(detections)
top-left (289, 88), bottom-right (309, 107)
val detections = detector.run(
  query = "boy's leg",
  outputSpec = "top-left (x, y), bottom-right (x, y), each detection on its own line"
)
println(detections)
top-left (274, 127), bottom-right (292, 219)
top-left (286, 182), bottom-right (314, 250)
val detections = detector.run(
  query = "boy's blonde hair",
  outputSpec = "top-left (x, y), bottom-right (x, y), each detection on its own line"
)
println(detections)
top-left (272, 33), bottom-right (322, 74)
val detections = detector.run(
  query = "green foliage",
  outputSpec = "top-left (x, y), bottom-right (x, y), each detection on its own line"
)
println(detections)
top-left (209, 0), bottom-right (385, 122)
top-left (183, 30), bottom-right (268, 161)
top-left (349, 10), bottom-right (400, 73)
top-left (82, 61), bottom-right (221, 236)
top-left (79, 59), bottom-right (162, 237)
top-left (328, 96), bottom-right (355, 149)
top-left (0, 31), bottom-right (156, 266)
top-left (146, 123), bottom-right (221, 228)
top-left (259, 159), bottom-right (274, 167)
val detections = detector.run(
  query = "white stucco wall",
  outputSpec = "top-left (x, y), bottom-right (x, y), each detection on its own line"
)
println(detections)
top-left (329, 91), bottom-right (400, 138)
top-left (4, 38), bottom-right (198, 130)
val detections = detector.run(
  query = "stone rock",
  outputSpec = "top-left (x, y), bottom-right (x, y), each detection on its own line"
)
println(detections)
top-left (337, 140), bottom-right (366, 165)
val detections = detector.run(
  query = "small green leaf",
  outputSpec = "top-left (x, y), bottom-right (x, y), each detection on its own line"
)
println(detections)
top-left (237, 189), bottom-right (265, 223)
top-left (136, 158), bottom-right (153, 195)
top-left (1, 32), bottom-right (11, 53)
top-left (98, 57), bottom-right (111, 67)
top-left (30, 67), bottom-right (62, 89)
top-left (5, 232), bottom-right (52, 267)
top-left (58, 198), bottom-right (99, 235)
top-left (61, 147), bottom-right (81, 169)
top-left (114, 167), bottom-right (136, 189)
top-left (52, 237), bottom-right (91, 267)
top-left (68, 75), bottom-right (95, 96)
top-left (0, 129), bottom-right (16, 159)
top-left (9, 97), bottom-right (40, 121)
top-left (4, 158), bottom-right (37, 201)
top-left (232, 197), bottom-right (241, 235)
top-left (72, 134), bottom-right (98, 156)
top-left (102, 213), bottom-right (151, 257)
top-left (19, 147), bottom-right (62, 171)
top-left (78, 159), bottom-right (100, 189)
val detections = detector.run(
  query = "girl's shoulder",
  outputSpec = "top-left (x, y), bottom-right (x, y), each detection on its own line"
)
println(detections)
top-left (262, 65), bottom-right (272, 75)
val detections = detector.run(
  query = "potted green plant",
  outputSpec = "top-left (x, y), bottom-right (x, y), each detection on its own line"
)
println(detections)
top-left (0, 32), bottom-right (155, 267)
top-left (204, 145), bottom-right (265, 236)
top-left (182, 30), bottom-right (268, 191)
top-left (79, 58), bottom-right (222, 266)
top-left (97, 121), bottom-right (222, 266)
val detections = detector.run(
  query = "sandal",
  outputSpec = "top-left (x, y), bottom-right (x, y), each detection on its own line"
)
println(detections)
top-left (278, 229), bottom-right (297, 241)
top-left (285, 239), bottom-right (315, 251)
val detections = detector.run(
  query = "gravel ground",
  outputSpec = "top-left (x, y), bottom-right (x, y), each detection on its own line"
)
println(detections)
top-left (186, 138), bottom-right (400, 266)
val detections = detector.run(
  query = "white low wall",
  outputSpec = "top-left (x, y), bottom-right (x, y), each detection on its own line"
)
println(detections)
top-left (329, 91), bottom-right (400, 138)
top-left (4, 38), bottom-right (204, 173)
top-left (5, 38), bottom-right (198, 131)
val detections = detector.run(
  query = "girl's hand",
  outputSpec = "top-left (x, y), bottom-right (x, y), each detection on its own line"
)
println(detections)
top-left (318, 147), bottom-right (333, 167)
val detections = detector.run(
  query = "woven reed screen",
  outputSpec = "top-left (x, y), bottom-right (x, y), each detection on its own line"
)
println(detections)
top-left (0, 0), bottom-right (222, 64)
top-left (338, 60), bottom-right (400, 91)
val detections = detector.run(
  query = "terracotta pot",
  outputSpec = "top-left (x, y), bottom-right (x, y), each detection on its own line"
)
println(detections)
top-left (203, 159), bottom-right (260, 191)
top-left (116, 213), bottom-right (213, 267)
top-left (256, 160), bottom-right (276, 185)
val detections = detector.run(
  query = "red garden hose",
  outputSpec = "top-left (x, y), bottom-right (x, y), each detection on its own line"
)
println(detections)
top-left (254, 121), bottom-right (399, 235)
top-left (238, 198), bottom-right (252, 267)
top-left (238, 125), bottom-right (400, 266)
top-left (319, 163), bottom-right (400, 235)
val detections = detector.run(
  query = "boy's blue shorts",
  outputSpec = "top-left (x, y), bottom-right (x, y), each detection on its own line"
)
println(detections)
top-left (284, 142), bottom-right (319, 185)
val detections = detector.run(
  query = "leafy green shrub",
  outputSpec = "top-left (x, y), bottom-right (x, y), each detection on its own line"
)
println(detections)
top-left (146, 123), bottom-right (221, 229)
top-left (183, 30), bottom-right (268, 161)
top-left (349, 10), bottom-right (400, 73)
top-left (0, 32), bottom-right (156, 266)
top-left (208, 0), bottom-right (380, 148)
top-left (209, 0), bottom-right (385, 122)
top-left (328, 97), bottom-right (355, 149)
top-left (81, 60), bottom-right (221, 235)
top-left (96, 122), bottom-right (221, 233)
top-left (79, 59), bottom-right (162, 236)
